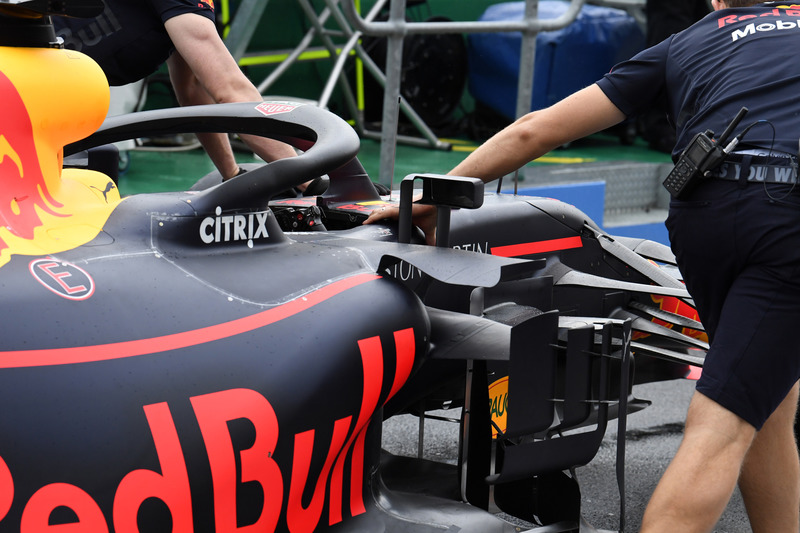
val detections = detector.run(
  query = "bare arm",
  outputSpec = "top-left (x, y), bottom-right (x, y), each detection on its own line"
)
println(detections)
top-left (166, 50), bottom-right (241, 179)
top-left (448, 84), bottom-right (626, 182)
top-left (363, 84), bottom-right (627, 244)
top-left (164, 13), bottom-right (297, 180)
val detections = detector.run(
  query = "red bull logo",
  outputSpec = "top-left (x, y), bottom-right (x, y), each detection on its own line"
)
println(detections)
top-left (718, 6), bottom-right (800, 42)
top-left (0, 70), bottom-right (65, 254)
top-left (0, 321), bottom-right (419, 531)
top-left (644, 294), bottom-right (707, 342)
top-left (635, 261), bottom-right (706, 342)
top-left (0, 45), bottom-right (118, 268)
top-left (718, 5), bottom-right (800, 27)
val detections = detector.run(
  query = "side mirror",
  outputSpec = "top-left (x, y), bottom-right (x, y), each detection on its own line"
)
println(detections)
top-left (398, 174), bottom-right (484, 247)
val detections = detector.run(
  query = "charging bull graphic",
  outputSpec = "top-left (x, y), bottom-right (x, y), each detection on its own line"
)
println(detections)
top-left (0, 69), bottom-right (63, 252)
top-left (0, 45), bottom-right (117, 268)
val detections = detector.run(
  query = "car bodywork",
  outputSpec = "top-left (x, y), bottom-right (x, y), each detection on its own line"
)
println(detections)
top-left (0, 2), bottom-right (706, 532)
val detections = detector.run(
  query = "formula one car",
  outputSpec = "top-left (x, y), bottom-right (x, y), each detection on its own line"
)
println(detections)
top-left (0, 2), bottom-right (705, 532)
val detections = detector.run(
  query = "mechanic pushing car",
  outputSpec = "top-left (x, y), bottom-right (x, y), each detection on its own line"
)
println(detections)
top-left (52, 0), bottom-right (324, 193)
top-left (367, 1), bottom-right (800, 531)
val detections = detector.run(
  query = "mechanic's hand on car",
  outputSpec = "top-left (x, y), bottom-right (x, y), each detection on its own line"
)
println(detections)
top-left (364, 203), bottom-right (438, 246)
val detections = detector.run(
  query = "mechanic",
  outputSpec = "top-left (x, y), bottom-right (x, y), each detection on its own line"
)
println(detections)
top-left (52, 0), bottom-right (321, 191)
top-left (366, 1), bottom-right (800, 531)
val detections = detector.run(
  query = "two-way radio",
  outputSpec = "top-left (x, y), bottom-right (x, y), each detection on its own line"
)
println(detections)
top-left (663, 107), bottom-right (749, 199)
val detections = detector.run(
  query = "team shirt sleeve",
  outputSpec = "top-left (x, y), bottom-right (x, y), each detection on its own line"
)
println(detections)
top-left (152, 0), bottom-right (216, 24)
top-left (595, 38), bottom-right (671, 119)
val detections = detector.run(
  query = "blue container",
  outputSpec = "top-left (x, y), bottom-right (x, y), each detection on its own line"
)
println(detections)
top-left (468, 1), bottom-right (645, 121)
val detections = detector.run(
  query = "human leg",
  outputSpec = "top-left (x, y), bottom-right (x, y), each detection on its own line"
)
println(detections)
top-left (658, 182), bottom-right (800, 531)
top-left (640, 391), bottom-right (755, 533)
top-left (739, 381), bottom-right (800, 533)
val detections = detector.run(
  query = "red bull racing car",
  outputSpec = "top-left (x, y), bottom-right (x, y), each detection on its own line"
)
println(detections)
top-left (0, 2), bottom-right (706, 532)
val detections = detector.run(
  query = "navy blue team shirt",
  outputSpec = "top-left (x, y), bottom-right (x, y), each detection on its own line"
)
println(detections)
top-left (597, 2), bottom-right (800, 160)
top-left (52, 0), bottom-right (216, 86)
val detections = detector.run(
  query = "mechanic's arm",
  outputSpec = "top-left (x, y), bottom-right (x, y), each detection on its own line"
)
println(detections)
top-left (449, 84), bottom-right (625, 181)
top-left (164, 13), bottom-right (298, 180)
top-left (363, 84), bottom-right (626, 244)
top-left (166, 50), bottom-right (241, 179)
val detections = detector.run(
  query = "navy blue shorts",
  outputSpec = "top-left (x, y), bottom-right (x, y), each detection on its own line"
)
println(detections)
top-left (666, 179), bottom-right (800, 430)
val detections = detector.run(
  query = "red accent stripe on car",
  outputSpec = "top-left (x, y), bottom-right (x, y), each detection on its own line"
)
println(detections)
top-left (491, 236), bottom-right (583, 257)
top-left (0, 273), bottom-right (381, 368)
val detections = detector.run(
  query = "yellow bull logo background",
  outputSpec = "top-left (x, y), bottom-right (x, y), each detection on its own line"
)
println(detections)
top-left (0, 46), bottom-right (120, 268)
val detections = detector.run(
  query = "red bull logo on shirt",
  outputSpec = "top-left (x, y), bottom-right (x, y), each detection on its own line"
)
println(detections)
top-left (718, 5), bottom-right (800, 41)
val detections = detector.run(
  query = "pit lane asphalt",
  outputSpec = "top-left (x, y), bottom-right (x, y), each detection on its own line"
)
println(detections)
top-left (381, 378), bottom-right (751, 533)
